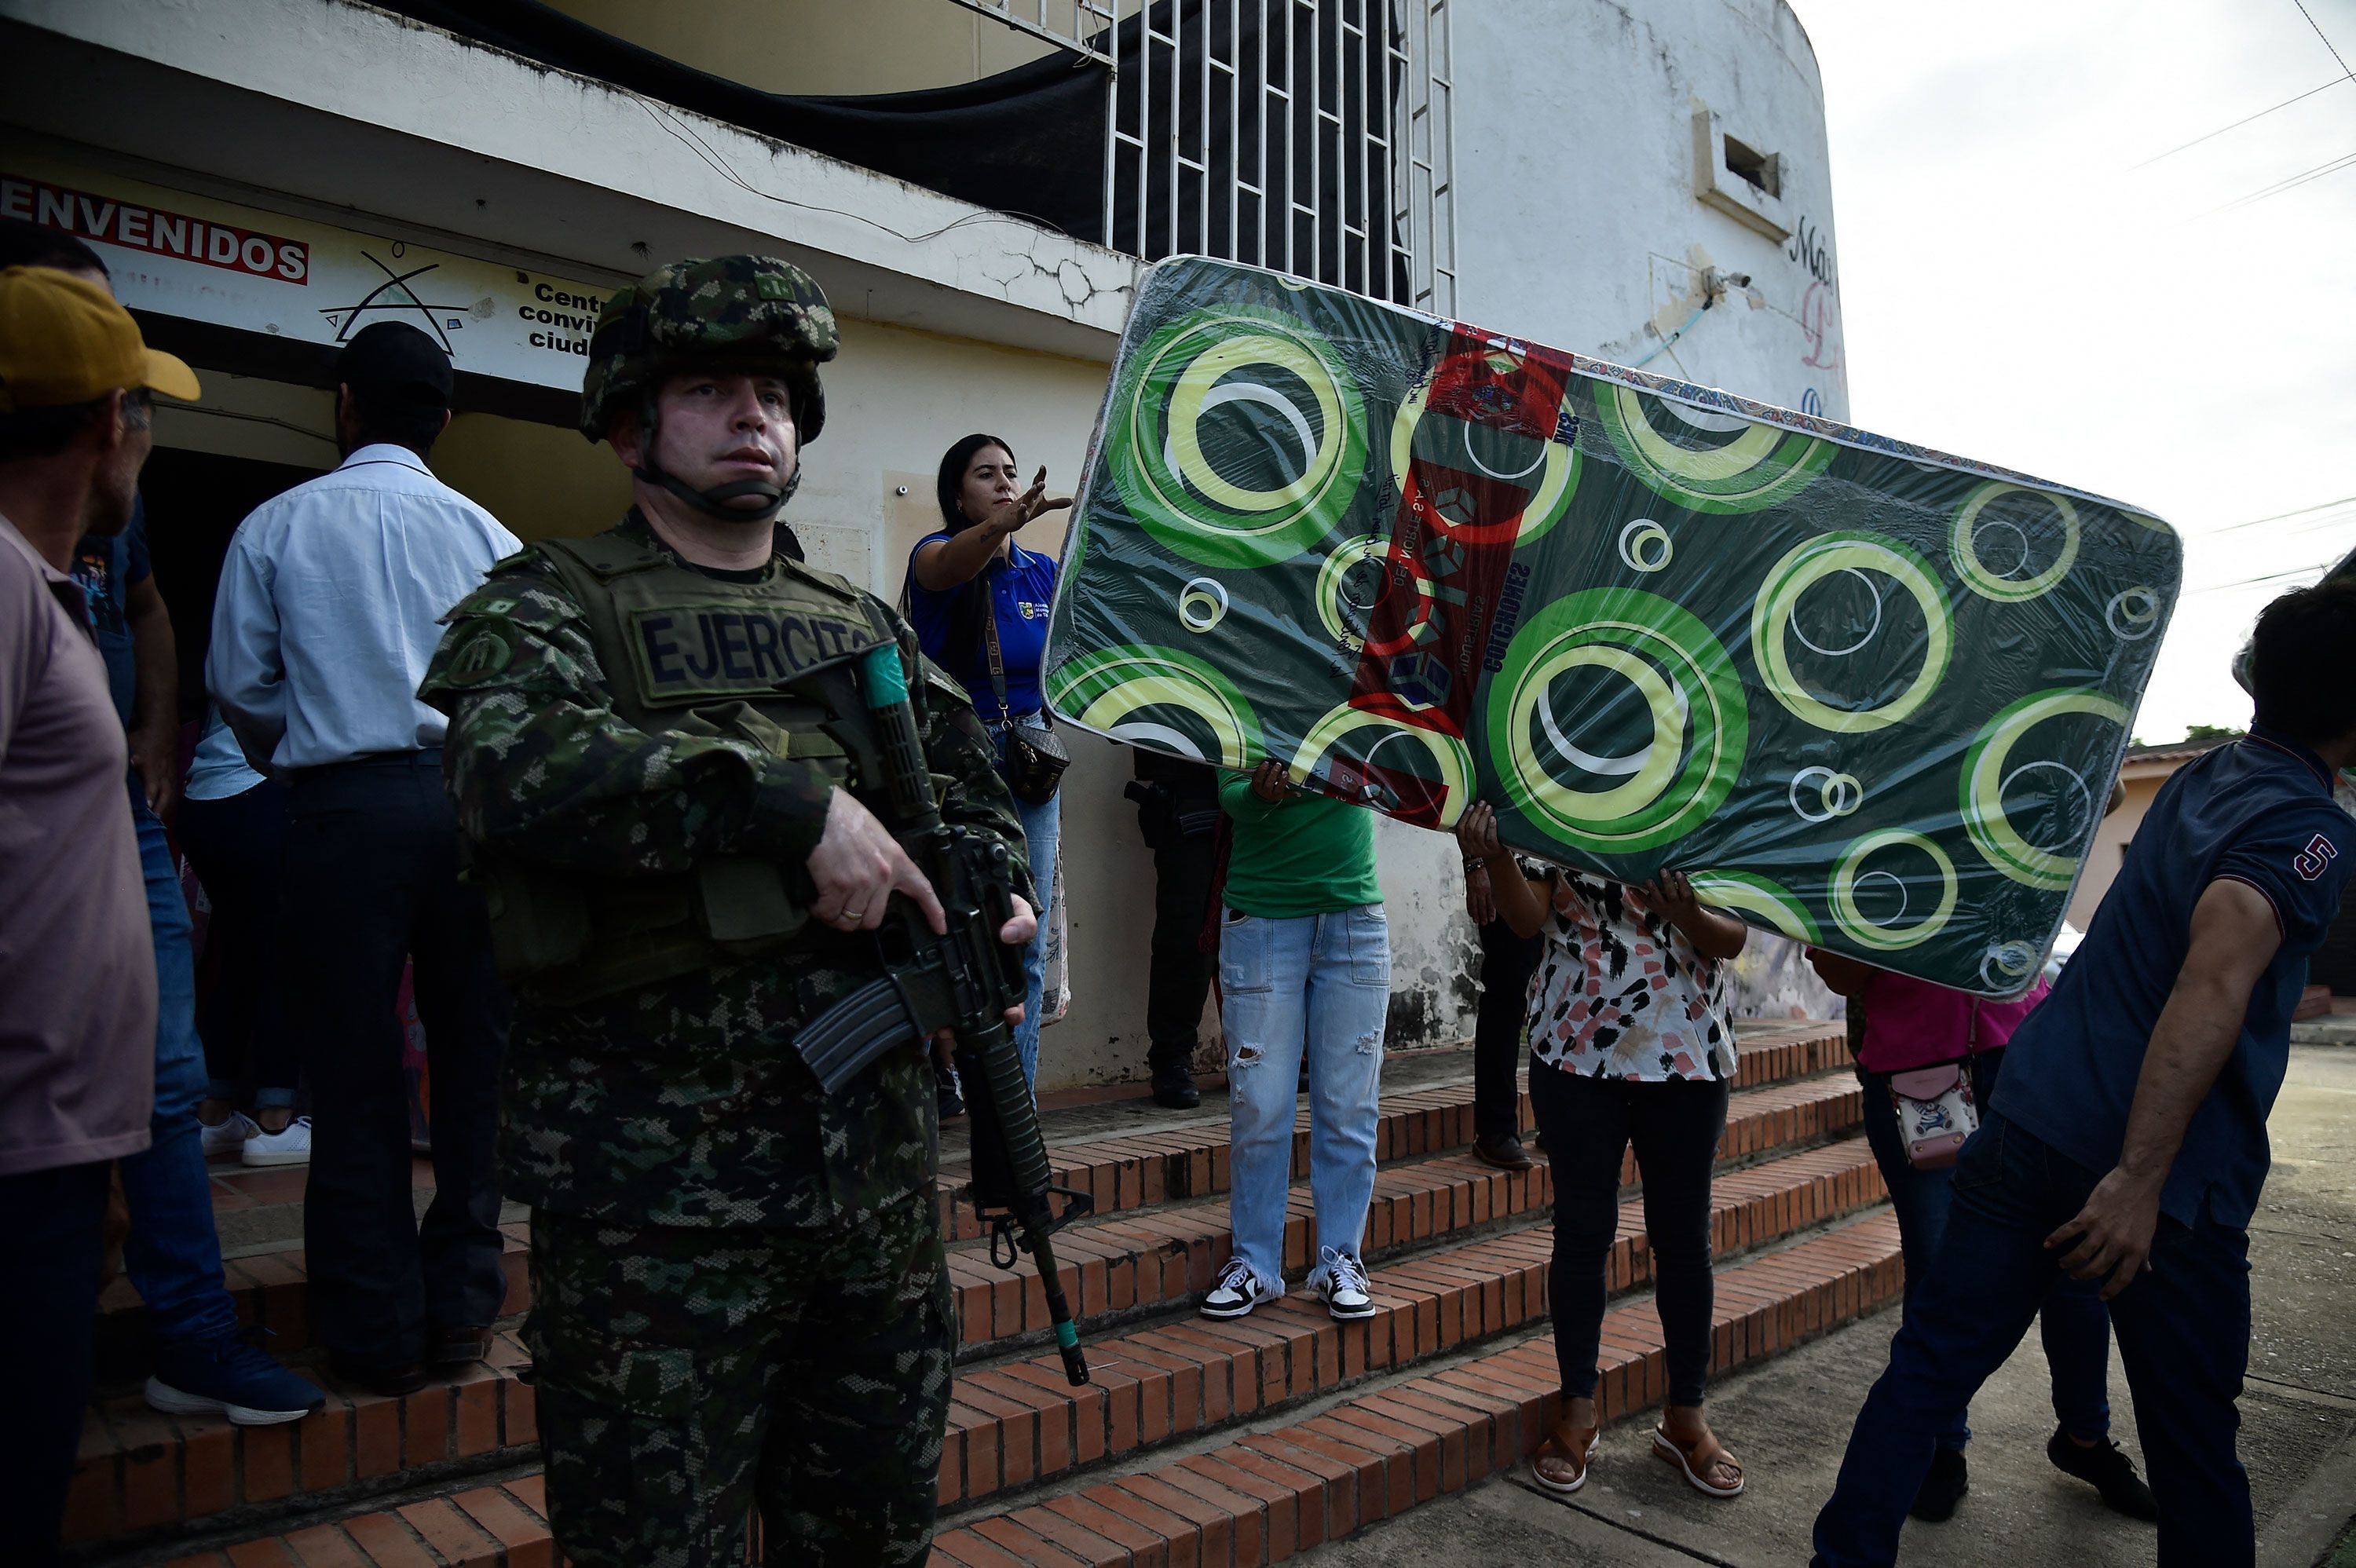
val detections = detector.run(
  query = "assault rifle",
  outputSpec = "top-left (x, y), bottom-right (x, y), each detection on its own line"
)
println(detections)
top-left (794, 643), bottom-right (1092, 1386)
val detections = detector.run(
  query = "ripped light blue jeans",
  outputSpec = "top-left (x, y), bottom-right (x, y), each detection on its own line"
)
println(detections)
top-left (1219, 903), bottom-right (1388, 1292)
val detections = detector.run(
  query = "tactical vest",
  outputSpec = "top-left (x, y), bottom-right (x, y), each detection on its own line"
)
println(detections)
top-left (479, 528), bottom-right (898, 1007)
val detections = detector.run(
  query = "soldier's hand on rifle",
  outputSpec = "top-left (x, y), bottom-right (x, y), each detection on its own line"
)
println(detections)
top-left (929, 892), bottom-right (1038, 1061)
top-left (990, 893), bottom-right (1037, 1028)
top-left (808, 787), bottom-right (947, 934)
top-left (997, 892), bottom-right (1038, 952)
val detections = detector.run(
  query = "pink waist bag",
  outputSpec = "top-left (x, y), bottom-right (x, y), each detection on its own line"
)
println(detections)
top-left (1887, 1062), bottom-right (1979, 1170)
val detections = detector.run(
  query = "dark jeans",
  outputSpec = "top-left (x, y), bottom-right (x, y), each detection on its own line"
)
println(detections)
top-left (1859, 1047), bottom-right (2112, 1450)
top-left (282, 754), bottom-right (510, 1368)
top-left (0, 1160), bottom-right (111, 1566)
top-left (120, 788), bottom-right (240, 1346)
top-left (177, 778), bottom-right (299, 1104)
top-left (1473, 918), bottom-right (1541, 1139)
top-left (1528, 1060), bottom-right (1729, 1408)
top-left (1145, 828), bottom-right (1218, 1070)
top-left (1813, 1110), bottom-right (2254, 1568)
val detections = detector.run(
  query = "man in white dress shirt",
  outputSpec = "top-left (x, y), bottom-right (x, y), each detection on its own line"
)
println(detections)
top-left (208, 323), bottom-right (519, 1395)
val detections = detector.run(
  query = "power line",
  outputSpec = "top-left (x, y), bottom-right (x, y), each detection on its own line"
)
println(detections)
top-left (2293, 0), bottom-right (2354, 82)
top-left (2288, 508), bottom-right (2356, 536)
top-left (2133, 77), bottom-right (2350, 168)
top-left (2202, 492), bottom-right (2356, 532)
top-left (2203, 147), bottom-right (2356, 214)
top-left (2185, 559), bottom-right (2336, 594)
top-left (627, 94), bottom-right (1076, 247)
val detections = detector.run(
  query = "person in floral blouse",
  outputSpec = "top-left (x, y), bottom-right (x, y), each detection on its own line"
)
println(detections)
top-left (1456, 802), bottom-right (1747, 1502)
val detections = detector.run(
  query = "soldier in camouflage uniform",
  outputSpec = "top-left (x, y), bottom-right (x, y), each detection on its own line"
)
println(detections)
top-left (417, 255), bottom-right (1035, 1567)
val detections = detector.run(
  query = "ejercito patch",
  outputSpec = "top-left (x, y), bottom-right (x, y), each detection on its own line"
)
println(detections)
top-left (627, 603), bottom-right (880, 700)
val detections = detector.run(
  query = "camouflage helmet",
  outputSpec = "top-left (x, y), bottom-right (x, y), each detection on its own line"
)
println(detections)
top-left (578, 254), bottom-right (838, 444)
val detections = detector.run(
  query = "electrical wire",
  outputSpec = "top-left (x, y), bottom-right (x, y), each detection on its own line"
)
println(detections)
top-left (155, 404), bottom-right (339, 448)
top-left (2131, 78), bottom-right (2349, 169)
top-left (627, 94), bottom-right (1079, 247)
top-left (1627, 302), bottom-right (1710, 369)
top-left (2202, 492), bottom-right (2356, 533)
top-left (2288, 508), bottom-right (2356, 537)
top-left (2201, 148), bottom-right (2356, 215)
top-left (2293, 0), bottom-right (2354, 82)
top-left (2183, 560), bottom-right (2336, 594)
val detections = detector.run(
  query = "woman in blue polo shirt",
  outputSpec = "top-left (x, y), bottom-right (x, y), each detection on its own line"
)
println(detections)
top-left (905, 433), bottom-right (1071, 1105)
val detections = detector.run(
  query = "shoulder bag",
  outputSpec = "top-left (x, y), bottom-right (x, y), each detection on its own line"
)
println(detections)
top-left (981, 586), bottom-right (1069, 806)
top-left (1886, 1061), bottom-right (1978, 1169)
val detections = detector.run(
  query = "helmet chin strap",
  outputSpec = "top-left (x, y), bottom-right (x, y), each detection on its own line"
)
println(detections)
top-left (632, 396), bottom-right (800, 521)
top-left (635, 461), bottom-right (791, 521)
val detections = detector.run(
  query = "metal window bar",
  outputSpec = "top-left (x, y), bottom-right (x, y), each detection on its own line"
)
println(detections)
top-left (948, 0), bottom-right (1121, 64)
top-left (949, 0), bottom-right (1454, 313)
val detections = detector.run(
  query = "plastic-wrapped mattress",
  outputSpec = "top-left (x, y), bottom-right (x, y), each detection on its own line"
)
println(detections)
top-left (1044, 258), bottom-right (2182, 994)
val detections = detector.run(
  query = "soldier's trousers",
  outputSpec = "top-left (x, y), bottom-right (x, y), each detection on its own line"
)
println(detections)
top-left (527, 1187), bottom-right (953, 1567)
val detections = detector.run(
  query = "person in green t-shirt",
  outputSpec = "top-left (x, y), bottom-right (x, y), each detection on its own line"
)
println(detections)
top-left (1199, 760), bottom-right (1388, 1322)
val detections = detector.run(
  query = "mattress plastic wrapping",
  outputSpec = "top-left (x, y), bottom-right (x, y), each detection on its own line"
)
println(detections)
top-left (1044, 258), bottom-right (2183, 994)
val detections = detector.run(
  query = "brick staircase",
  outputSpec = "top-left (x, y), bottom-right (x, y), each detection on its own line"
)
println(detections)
top-left (67, 1020), bottom-right (1900, 1566)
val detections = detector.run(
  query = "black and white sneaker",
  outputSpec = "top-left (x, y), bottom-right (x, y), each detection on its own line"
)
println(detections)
top-left (1312, 1247), bottom-right (1377, 1320)
top-left (1201, 1257), bottom-right (1271, 1318)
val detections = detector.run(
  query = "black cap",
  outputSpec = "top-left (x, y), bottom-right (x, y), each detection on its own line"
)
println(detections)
top-left (335, 322), bottom-right (452, 410)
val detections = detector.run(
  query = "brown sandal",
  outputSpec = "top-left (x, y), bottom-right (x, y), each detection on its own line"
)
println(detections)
top-left (1531, 1417), bottom-right (1601, 1496)
top-left (1652, 1423), bottom-right (1744, 1498)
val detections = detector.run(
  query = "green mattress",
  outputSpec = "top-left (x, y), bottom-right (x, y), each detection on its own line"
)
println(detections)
top-left (1043, 258), bottom-right (2182, 994)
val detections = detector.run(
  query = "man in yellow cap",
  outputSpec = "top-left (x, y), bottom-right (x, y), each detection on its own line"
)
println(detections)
top-left (0, 264), bottom-right (198, 1566)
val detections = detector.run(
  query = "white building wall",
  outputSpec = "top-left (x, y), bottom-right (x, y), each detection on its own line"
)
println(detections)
top-left (1372, 0), bottom-right (1855, 1052)
top-left (1452, 0), bottom-right (1844, 415)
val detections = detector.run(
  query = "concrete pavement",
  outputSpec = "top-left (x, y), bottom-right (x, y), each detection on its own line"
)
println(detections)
top-left (1304, 1047), bottom-right (2356, 1566)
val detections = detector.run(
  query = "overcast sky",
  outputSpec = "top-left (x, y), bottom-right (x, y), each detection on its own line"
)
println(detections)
top-left (1792, 0), bottom-right (2356, 743)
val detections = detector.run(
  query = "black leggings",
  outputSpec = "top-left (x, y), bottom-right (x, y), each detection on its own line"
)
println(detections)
top-left (1472, 919), bottom-right (1542, 1139)
top-left (1527, 1059), bottom-right (1729, 1408)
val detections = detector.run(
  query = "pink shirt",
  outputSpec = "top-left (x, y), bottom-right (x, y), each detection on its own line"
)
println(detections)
top-left (0, 514), bottom-right (155, 1176)
top-left (1848, 966), bottom-right (2050, 1074)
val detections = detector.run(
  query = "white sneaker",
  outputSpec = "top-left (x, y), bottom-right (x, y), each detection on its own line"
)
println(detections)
top-left (240, 1116), bottom-right (313, 1167)
top-left (1312, 1246), bottom-right (1376, 1320)
top-left (199, 1112), bottom-right (257, 1160)
top-left (1200, 1257), bottom-right (1274, 1319)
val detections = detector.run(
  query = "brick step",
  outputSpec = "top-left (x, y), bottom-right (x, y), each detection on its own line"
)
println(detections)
top-left (936, 1139), bottom-right (1882, 1513)
top-left (95, 1054), bottom-right (1860, 1377)
top-left (145, 1209), bottom-right (1904, 1568)
top-left (924, 1209), bottom-right (1906, 1566)
top-left (944, 1069), bottom-right (1862, 1355)
top-left (91, 1135), bottom-right (1883, 1560)
top-left (173, 1028), bottom-right (1846, 1254)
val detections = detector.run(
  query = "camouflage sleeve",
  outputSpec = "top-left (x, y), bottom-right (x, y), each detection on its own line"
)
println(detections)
top-left (880, 605), bottom-right (1035, 909)
top-left (419, 555), bottom-right (834, 875)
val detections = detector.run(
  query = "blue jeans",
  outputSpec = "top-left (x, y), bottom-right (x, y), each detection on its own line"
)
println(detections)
top-left (1859, 1048), bottom-right (2112, 1449)
top-left (1218, 904), bottom-right (1388, 1289)
top-left (1814, 1110), bottom-right (2255, 1568)
top-left (118, 788), bottom-right (240, 1347)
top-left (1013, 791), bottom-right (1059, 1093)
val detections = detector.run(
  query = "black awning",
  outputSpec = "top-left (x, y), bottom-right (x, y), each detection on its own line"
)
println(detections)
top-left (381, 1), bottom-right (1406, 296)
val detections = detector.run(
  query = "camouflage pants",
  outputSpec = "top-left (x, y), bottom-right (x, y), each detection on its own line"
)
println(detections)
top-left (527, 1187), bottom-right (953, 1567)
